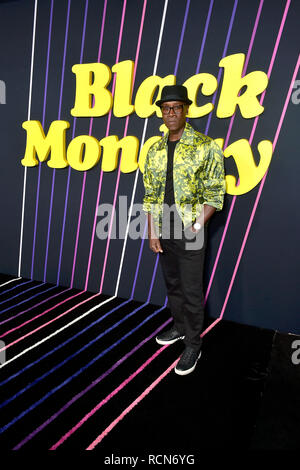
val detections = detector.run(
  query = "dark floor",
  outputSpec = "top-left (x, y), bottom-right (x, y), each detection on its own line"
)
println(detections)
top-left (0, 273), bottom-right (299, 456)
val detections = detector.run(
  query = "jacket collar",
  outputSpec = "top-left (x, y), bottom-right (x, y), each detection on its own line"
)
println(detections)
top-left (157, 121), bottom-right (195, 150)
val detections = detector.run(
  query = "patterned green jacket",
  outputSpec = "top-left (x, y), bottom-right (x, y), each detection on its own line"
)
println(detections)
top-left (143, 122), bottom-right (226, 235)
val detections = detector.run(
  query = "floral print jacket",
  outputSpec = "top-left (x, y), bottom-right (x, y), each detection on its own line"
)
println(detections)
top-left (142, 122), bottom-right (226, 235)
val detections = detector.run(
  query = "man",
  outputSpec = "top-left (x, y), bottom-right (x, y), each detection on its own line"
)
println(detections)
top-left (143, 85), bottom-right (226, 375)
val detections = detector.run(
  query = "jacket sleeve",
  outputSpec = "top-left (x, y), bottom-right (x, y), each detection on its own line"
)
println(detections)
top-left (142, 144), bottom-right (157, 213)
top-left (201, 139), bottom-right (226, 211)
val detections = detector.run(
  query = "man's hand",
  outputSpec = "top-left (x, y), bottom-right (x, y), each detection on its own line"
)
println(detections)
top-left (149, 234), bottom-right (163, 253)
top-left (148, 213), bottom-right (163, 253)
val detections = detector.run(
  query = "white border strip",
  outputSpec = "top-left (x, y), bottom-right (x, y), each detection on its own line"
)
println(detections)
top-left (0, 277), bottom-right (22, 288)
top-left (18, 0), bottom-right (38, 277)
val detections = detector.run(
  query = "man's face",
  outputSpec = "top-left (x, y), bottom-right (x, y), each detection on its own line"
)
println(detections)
top-left (160, 100), bottom-right (189, 133)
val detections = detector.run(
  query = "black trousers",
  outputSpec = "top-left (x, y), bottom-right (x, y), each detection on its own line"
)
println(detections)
top-left (159, 215), bottom-right (208, 351)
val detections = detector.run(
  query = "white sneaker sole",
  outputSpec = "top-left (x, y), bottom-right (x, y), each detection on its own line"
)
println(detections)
top-left (174, 350), bottom-right (202, 376)
top-left (155, 335), bottom-right (185, 345)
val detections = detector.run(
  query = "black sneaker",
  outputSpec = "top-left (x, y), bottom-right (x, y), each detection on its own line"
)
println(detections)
top-left (174, 346), bottom-right (202, 375)
top-left (156, 326), bottom-right (185, 345)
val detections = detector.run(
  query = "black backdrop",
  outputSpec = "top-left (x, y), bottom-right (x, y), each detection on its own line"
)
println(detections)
top-left (0, 0), bottom-right (299, 334)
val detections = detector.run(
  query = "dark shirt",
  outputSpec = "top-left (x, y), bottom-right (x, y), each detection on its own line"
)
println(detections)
top-left (163, 139), bottom-right (178, 207)
top-left (162, 139), bottom-right (183, 238)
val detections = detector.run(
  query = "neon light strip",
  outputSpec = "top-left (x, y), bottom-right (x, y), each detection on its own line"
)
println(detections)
top-left (0, 279), bottom-right (32, 298)
top-left (56, 0), bottom-right (90, 286)
top-left (13, 319), bottom-right (170, 450)
top-left (205, 0), bottom-right (264, 302)
top-left (18, 0), bottom-right (38, 277)
top-left (70, 0), bottom-right (108, 288)
top-left (0, 285), bottom-right (57, 319)
top-left (30, 0), bottom-right (54, 279)
top-left (5, 1), bottom-right (203, 447)
top-left (0, 282), bottom-right (43, 310)
top-left (219, 52), bottom-right (300, 321)
top-left (5, 0), bottom-right (294, 450)
top-left (52, 344), bottom-right (170, 450)
top-left (204, 0), bottom-right (291, 305)
top-left (0, 268), bottom-right (160, 433)
top-left (0, 1), bottom-right (109, 342)
top-left (195, 0), bottom-right (214, 73)
top-left (0, 0), bottom-right (169, 372)
top-left (10, 1), bottom-right (193, 447)
top-left (0, 296), bottom-right (115, 372)
top-left (0, 287), bottom-right (68, 334)
top-left (15, 1), bottom-right (100, 341)
top-left (115, 0), bottom-right (169, 297)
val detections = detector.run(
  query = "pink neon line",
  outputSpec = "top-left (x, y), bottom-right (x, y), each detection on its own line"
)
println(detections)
top-left (0, 288), bottom-right (70, 338)
top-left (50, 343), bottom-right (168, 450)
top-left (86, 354), bottom-right (179, 449)
top-left (71, 0), bottom-right (108, 288)
top-left (47, 4), bottom-right (295, 451)
top-left (70, 172), bottom-right (87, 288)
top-left (84, 0), bottom-right (128, 291)
top-left (0, 291), bottom-right (99, 353)
top-left (249, 0), bottom-right (291, 144)
top-left (99, 0), bottom-right (147, 293)
top-left (205, 0), bottom-right (291, 303)
top-left (219, 53), bottom-right (300, 321)
top-left (224, 0), bottom-right (264, 150)
top-left (97, 1), bottom-right (108, 62)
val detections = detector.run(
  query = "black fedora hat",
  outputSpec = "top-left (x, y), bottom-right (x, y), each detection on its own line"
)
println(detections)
top-left (155, 84), bottom-right (192, 107)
